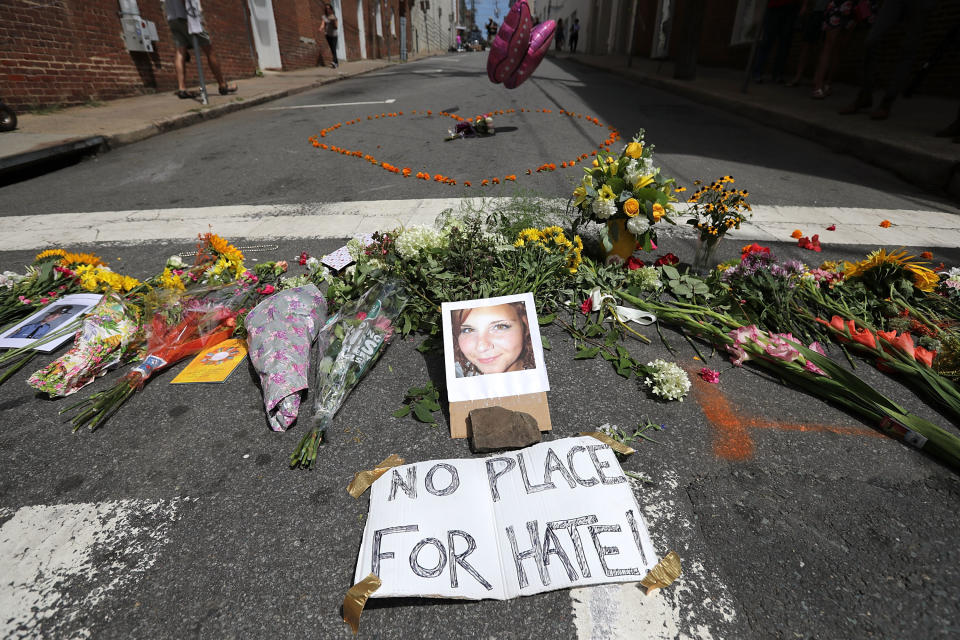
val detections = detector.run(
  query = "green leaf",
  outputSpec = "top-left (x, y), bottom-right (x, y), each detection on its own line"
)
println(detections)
top-left (392, 406), bottom-right (411, 418)
top-left (416, 337), bottom-right (436, 353)
top-left (661, 265), bottom-right (680, 281)
top-left (538, 313), bottom-right (556, 325)
top-left (541, 336), bottom-right (552, 350)
top-left (423, 398), bottom-right (442, 412)
top-left (608, 176), bottom-right (626, 194)
top-left (413, 402), bottom-right (437, 424)
top-left (574, 347), bottom-right (600, 359)
top-left (616, 346), bottom-right (630, 359)
top-left (601, 351), bottom-right (617, 361)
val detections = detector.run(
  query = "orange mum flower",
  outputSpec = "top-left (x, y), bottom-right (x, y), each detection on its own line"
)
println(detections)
top-left (879, 220), bottom-right (891, 228)
top-left (791, 229), bottom-right (804, 239)
top-left (464, 181), bottom-right (472, 187)
top-left (920, 251), bottom-right (933, 259)
top-left (481, 179), bottom-right (489, 186)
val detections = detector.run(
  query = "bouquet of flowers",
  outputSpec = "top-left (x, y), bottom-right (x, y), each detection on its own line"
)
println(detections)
top-left (570, 130), bottom-right (678, 253)
top-left (0, 250), bottom-right (108, 328)
top-left (445, 113), bottom-right (495, 140)
top-left (290, 280), bottom-right (408, 469)
top-left (27, 291), bottom-right (142, 397)
top-left (684, 176), bottom-right (752, 243)
top-left (245, 284), bottom-right (327, 432)
top-left (63, 285), bottom-right (245, 431)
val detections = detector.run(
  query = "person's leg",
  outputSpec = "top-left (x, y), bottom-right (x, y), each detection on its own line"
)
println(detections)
top-left (771, 5), bottom-right (801, 82)
top-left (200, 42), bottom-right (236, 92)
top-left (876, 0), bottom-right (936, 115)
top-left (752, 9), bottom-right (778, 81)
top-left (844, 0), bottom-right (901, 113)
top-left (174, 46), bottom-right (188, 92)
top-left (326, 35), bottom-right (338, 66)
top-left (812, 28), bottom-right (838, 97)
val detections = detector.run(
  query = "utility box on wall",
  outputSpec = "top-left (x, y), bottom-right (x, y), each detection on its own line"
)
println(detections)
top-left (118, 0), bottom-right (158, 52)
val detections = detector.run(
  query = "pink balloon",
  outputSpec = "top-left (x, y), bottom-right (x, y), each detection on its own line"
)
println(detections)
top-left (486, 0), bottom-right (532, 84)
top-left (504, 20), bottom-right (555, 89)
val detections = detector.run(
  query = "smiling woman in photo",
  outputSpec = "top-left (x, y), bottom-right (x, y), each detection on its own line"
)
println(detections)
top-left (452, 302), bottom-right (535, 377)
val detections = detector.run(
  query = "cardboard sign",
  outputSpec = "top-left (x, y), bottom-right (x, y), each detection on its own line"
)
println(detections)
top-left (353, 436), bottom-right (658, 600)
top-left (170, 338), bottom-right (247, 384)
top-left (322, 234), bottom-right (375, 271)
top-left (0, 294), bottom-right (102, 352)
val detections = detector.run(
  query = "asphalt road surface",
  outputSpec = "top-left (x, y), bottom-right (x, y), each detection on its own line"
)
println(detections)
top-left (1, 53), bottom-right (959, 639)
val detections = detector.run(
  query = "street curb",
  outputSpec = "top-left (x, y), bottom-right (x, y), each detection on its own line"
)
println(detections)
top-left (0, 60), bottom-right (404, 174)
top-left (562, 56), bottom-right (960, 201)
top-left (102, 62), bottom-right (396, 151)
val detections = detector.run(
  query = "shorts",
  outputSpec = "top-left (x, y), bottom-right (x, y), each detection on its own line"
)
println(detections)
top-left (823, 1), bottom-right (876, 31)
top-left (168, 18), bottom-right (210, 49)
top-left (800, 10), bottom-right (825, 43)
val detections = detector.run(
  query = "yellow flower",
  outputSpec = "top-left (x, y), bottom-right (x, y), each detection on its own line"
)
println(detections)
top-left (572, 185), bottom-right (588, 206)
top-left (35, 249), bottom-right (67, 261)
top-left (843, 248), bottom-right (939, 292)
top-left (634, 174), bottom-right (655, 190)
top-left (592, 159), bottom-right (600, 167)
top-left (59, 251), bottom-right (106, 267)
top-left (652, 203), bottom-right (665, 221)
top-left (624, 142), bottom-right (643, 159)
top-left (599, 185), bottom-right (616, 201)
top-left (623, 198), bottom-right (640, 217)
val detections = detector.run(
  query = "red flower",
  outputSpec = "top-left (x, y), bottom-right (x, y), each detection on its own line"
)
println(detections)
top-left (654, 253), bottom-right (679, 266)
top-left (914, 346), bottom-right (937, 368)
top-left (797, 234), bottom-right (822, 252)
top-left (849, 326), bottom-right (877, 350)
top-left (740, 243), bottom-right (770, 259)
top-left (826, 224), bottom-right (836, 231)
top-left (356, 311), bottom-right (368, 321)
top-left (298, 251), bottom-right (309, 266)
top-left (626, 257), bottom-right (645, 270)
top-left (256, 284), bottom-right (275, 295)
top-left (878, 331), bottom-right (915, 359)
top-left (580, 298), bottom-right (593, 314)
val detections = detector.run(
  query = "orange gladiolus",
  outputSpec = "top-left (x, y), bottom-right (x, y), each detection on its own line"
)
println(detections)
top-left (915, 346), bottom-right (937, 367)
top-left (878, 331), bottom-right (915, 359)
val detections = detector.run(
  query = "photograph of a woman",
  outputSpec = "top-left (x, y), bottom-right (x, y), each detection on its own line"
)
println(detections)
top-left (452, 302), bottom-right (535, 377)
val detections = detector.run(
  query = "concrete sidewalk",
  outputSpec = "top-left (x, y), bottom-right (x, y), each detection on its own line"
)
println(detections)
top-left (0, 55), bottom-right (426, 175)
top-left (552, 52), bottom-right (960, 201)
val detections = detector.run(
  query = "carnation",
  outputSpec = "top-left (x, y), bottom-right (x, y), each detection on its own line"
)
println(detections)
top-left (644, 359), bottom-right (691, 401)
top-left (626, 215), bottom-right (651, 235)
top-left (626, 266), bottom-right (662, 292)
top-left (0, 270), bottom-right (25, 289)
top-left (395, 225), bottom-right (449, 259)
top-left (592, 198), bottom-right (617, 220)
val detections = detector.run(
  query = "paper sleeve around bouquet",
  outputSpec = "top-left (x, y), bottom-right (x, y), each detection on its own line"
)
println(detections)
top-left (28, 291), bottom-right (142, 397)
top-left (486, 0), bottom-right (532, 84)
top-left (244, 284), bottom-right (327, 432)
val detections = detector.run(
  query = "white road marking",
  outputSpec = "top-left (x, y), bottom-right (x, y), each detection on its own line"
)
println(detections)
top-left (571, 471), bottom-right (737, 639)
top-left (1, 200), bottom-right (957, 251)
top-left (261, 98), bottom-right (397, 111)
top-left (0, 499), bottom-right (189, 639)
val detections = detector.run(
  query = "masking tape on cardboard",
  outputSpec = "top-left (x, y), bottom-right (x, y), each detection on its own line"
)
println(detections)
top-left (347, 454), bottom-right (405, 498)
top-left (342, 573), bottom-right (382, 634)
top-left (579, 431), bottom-right (636, 456)
top-left (640, 550), bottom-right (682, 595)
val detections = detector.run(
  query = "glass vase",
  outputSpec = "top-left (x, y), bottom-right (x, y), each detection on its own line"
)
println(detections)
top-left (692, 234), bottom-right (722, 276)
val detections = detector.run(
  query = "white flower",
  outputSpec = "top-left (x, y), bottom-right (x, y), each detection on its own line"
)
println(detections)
top-left (946, 267), bottom-right (960, 278)
top-left (592, 198), bottom-right (617, 220)
top-left (626, 216), bottom-right (650, 235)
top-left (0, 270), bottom-right (24, 288)
top-left (624, 160), bottom-right (643, 186)
top-left (166, 255), bottom-right (186, 269)
top-left (280, 274), bottom-right (311, 289)
top-left (644, 359), bottom-right (691, 401)
top-left (395, 225), bottom-right (449, 259)
top-left (626, 266), bottom-right (662, 292)
top-left (346, 236), bottom-right (371, 261)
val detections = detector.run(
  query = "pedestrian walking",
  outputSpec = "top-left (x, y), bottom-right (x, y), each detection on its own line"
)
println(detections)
top-left (322, 3), bottom-right (339, 68)
top-left (569, 19), bottom-right (580, 53)
top-left (486, 18), bottom-right (498, 43)
top-left (838, 0), bottom-right (938, 119)
top-left (165, 0), bottom-right (237, 99)
top-left (555, 18), bottom-right (566, 51)
top-left (810, 0), bottom-right (876, 100)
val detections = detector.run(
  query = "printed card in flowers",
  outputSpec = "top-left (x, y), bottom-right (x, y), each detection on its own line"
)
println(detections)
top-left (571, 130), bottom-right (679, 256)
top-left (170, 338), bottom-right (248, 384)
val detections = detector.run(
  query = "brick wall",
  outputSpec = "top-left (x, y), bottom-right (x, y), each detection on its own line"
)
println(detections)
top-left (0, 0), bottom-right (257, 111)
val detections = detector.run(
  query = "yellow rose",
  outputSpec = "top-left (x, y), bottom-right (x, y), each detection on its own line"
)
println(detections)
top-left (623, 198), bottom-right (640, 217)
top-left (652, 203), bottom-right (665, 221)
top-left (634, 174), bottom-right (655, 190)
top-left (625, 142), bottom-right (643, 159)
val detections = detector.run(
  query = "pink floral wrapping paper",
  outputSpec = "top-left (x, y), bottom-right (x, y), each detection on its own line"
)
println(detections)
top-left (244, 285), bottom-right (326, 431)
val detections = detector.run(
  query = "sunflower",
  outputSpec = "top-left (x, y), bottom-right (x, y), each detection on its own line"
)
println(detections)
top-left (35, 248), bottom-right (67, 262)
top-left (843, 248), bottom-right (938, 293)
top-left (58, 251), bottom-right (106, 267)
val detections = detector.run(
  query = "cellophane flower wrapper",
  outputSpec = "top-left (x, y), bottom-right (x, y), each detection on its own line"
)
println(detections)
top-left (244, 285), bottom-right (327, 432)
top-left (27, 291), bottom-right (142, 397)
top-left (290, 280), bottom-right (407, 468)
top-left (65, 284), bottom-right (244, 431)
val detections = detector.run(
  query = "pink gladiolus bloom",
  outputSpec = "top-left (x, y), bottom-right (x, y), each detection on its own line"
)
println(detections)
top-left (803, 360), bottom-right (827, 376)
top-left (725, 343), bottom-right (750, 367)
top-left (729, 325), bottom-right (760, 346)
top-left (915, 346), bottom-right (936, 368)
top-left (699, 367), bottom-right (720, 383)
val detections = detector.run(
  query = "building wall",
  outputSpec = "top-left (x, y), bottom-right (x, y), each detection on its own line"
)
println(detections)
top-left (408, 0), bottom-right (458, 54)
top-left (0, 0), bottom-right (410, 111)
top-left (540, 0), bottom-right (593, 54)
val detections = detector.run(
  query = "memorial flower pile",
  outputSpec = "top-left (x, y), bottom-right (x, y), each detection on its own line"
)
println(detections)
top-left (445, 113), bottom-right (495, 140)
top-left (571, 130), bottom-right (679, 252)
